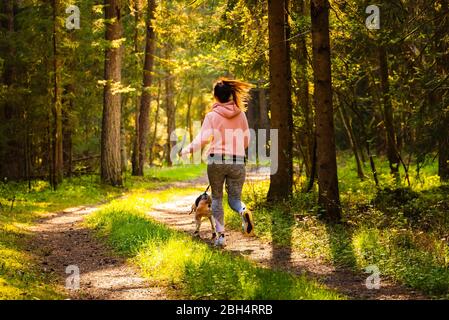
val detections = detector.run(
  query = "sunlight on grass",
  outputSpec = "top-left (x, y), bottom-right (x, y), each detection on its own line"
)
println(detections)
top-left (0, 164), bottom-right (205, 300)
top-left (232, 154), bottom-right (449, 297)
top-left (85, 190), bottom-right (344, 300)
top-left (0, 227), bottom-right (63, 300)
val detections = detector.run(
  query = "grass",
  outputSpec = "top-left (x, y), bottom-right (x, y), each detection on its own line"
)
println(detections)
top-left (0, 164), bottom-right (205, 300)
top-left (224, 153), bottom-right (449, 298)
top-left (0, 225), bottom-right (65, 300)
top-left (84, 190), bottom-right (344, 300)
top-left (2, 155), bottom-right (448, 299)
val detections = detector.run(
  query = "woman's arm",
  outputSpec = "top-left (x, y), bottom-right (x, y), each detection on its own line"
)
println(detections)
top-left (181, 113), bottom-right (213, 156)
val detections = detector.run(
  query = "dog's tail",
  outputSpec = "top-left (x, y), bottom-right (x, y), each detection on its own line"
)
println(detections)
top-left (204, 184), bottom-right (210, 194)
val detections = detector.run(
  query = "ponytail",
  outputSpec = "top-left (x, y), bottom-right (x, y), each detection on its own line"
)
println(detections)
top-left (214, 77), bottom-right (253, 111)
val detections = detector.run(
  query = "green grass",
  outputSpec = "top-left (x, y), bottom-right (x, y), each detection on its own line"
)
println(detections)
top-left (223, 153), bottom-right (449, 298)
top-left (2, 157), bottom-right (448, 299)
top-left (0, 226), bottom-right (65, 300)
top-left (0, 164), bottom-right (205, 300)
top-left (84, 190), bottom-right (344, 300)
top-left (123, 164), bottom-right (206, 191)
top-left (0, 176), bottom-right (116, 300)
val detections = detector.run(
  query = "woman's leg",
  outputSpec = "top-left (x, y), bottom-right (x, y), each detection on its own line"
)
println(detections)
top-left (226, 164), bottom-right (254, 235)
top-left (207, 163), bottom-right (226, 234)
top-left (225, 164), bottom-right (246, 214)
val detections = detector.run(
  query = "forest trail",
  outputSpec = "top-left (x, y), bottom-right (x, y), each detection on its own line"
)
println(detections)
top-left (25, 168), bottom-right (425, 300)
top-left (27, 205), bottom-right (168, 300)
top-left (147, 169), bottom-right (427, 300)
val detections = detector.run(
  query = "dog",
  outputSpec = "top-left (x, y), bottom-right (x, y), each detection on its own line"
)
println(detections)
top-left (189, 190), bottom-right (217, 239)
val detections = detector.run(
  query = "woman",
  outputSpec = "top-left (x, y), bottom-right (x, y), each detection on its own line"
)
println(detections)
top-left (180, 78), bottom-right (255, 247)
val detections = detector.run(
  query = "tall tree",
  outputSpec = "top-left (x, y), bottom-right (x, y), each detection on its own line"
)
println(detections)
top-left (378, 45), bottom-right (400, 177)
top-left (149, 78), bottom-right (162, 165)
top-left (136, 0), bottom-right (156, 175)
top-left (292, 0), bottom-right (314, 178)
top-left (51, 0), bottom-right (63, 188)
top-left (101, 0), bottom-right (123, 186)
top-left (164, 48), bottom-right (176, 167)
top-left (267, 0), bottom-right (294, 201)
top-left (131, 0), bottom-right (141, 176)
top-left (310, 0), bottom-right (341, 221)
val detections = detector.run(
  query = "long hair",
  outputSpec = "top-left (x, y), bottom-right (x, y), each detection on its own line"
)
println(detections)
top-left (213, 77), bottom-right (253, 111)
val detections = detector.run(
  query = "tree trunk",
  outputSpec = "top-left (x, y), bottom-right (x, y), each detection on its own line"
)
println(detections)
top-left (149, 78), bottom-right (161, 166)
top-left (131, 0), bottom-right (140, 176)
top-left (310, 0), bottom-right (341, 221)
top-left (52, 0), bottom-right (63, 187)
top-left (120, 97), bottom-right (128, 173)
top-left (131, 96), bottom-right (140, 175)
top-left (136, 0), bottom-right (156, 175)
top-left (338, 104), bottom-right (364, 180)
top-left (164, 48), bottom-right (176, 167)
top-left (292, 0), bottom-right (313, 178)
top-left (259, 88), bottom-right (270, 131)
top-left (25, 112), bottom-right (31, 190)
top-left (267, 0), bottom-right (294, 201)
top-left (101, 0), bottom-right (123, 186)
top-left (47, 112), bottom-right (54, 189)
top-left (63, 84), bottom-right (74, 178)
top-left (378, 45), bottom-right (400, 177)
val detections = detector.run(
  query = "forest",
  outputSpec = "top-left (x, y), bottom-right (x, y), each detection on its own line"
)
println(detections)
top-left (0, 0), bottom-right (448, 301)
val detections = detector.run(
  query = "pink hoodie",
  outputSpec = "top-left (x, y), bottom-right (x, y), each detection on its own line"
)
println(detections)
top-left (182, 101), bottom-right (250, 157)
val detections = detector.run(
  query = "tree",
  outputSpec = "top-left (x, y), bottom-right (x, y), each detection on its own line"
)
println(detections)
top-left (291, 0), bottom-right (314, 179)
top-left (101, 0), bottom-right (123, 186)
top-left (266, 0), bottom-right (294, 201)
top-left (164, 46), bottom-right (176, 167)
top-left (378, 45), bottom-right (400, 177)
top-left (131, 0), bottom-right (142, 176)
top-left (51, 0), bottom-right (63, 189)
top-left (310, 0), bottom-right (341, 221)
top-left (135, 0), bottom-right (156, 175)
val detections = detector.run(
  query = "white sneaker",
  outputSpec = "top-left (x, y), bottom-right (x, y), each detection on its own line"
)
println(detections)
top-left (240, 209), bottom-right (255, 236)
top-left (214, 234), bottom-right (226, 247)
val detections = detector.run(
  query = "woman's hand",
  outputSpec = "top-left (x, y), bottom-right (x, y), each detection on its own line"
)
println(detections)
top-left (180, 148), bottom-right (190, 157)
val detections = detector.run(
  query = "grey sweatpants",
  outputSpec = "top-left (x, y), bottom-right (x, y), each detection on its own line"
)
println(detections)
top-left (207, 163), bottom-right (246, 233)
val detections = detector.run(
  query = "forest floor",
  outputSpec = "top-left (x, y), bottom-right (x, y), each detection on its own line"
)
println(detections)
top-left (26, 205), bottom-right (168, 300)
top-left (24, 168), bottom-right (426, 300)
top-left (146, 173), bottom-right (426, 300)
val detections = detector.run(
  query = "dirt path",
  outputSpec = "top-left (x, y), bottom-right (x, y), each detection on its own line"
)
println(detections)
top-left (27, 205), bottom-right (167, 300)
top-left (25, 168), bottom-right (426, 300)
top-left (146, 169), bottom-right (427, 300)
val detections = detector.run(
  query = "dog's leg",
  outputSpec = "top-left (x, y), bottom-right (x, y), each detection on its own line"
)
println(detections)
top-left (194, 217), bottom-right (202, 237)
top-left (209, 216), bottom-right (217, 239)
